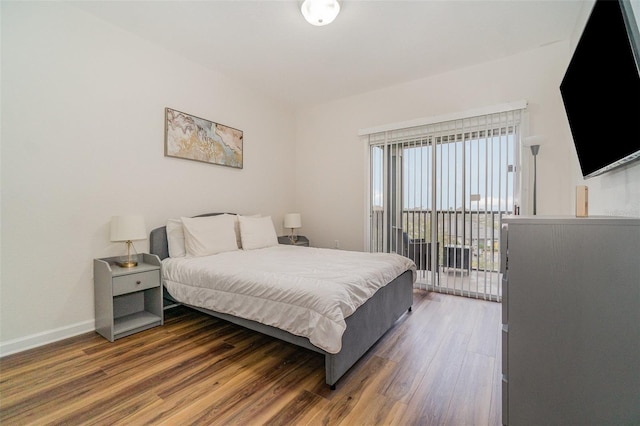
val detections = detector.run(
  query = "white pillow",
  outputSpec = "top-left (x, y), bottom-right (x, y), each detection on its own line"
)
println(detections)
top-left (239, 215), bottom-right (278, 250)
top-left (233, 214), bottom-right (261, 248)
top-left (181, 214), bottom-right (239, 257)
top-left (166, 218), bottom-right (186, 258)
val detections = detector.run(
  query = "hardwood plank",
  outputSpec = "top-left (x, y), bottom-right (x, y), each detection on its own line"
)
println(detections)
top-left (0, 332), bottom-right (104, 371)
top-left (379, 292), bottom-right (454, 403)
top-left (306, 355), bottom-right (397, 425)
top-left (122, 341), bottom-right (278, 423)
top-left (443, 351), bottom-right (495, 425)
top-left (41, 390), bottom-right (163, 426)
top-left (212, 350), bottom-right (323, 425)
top-left (0, 369), bottom-right (109, 424)
top-left (0, 350), bottom-right (100, 401)
top-left (4, 321), bottom-right (242, 423)
top-left (0, 291), bottom-right (502, 425)
top-left (22, 343), bottom-right (232, 424)
top-left (151, 341), bottom-right (296, 425)
top-left (395, 331), bottom-right (470, 425)
top-left (262, 389), bottom-right (328, 426)
top-left (118, 338), bottom-right (281, 424)
top-left (467, 298), bottom-right (502, 357)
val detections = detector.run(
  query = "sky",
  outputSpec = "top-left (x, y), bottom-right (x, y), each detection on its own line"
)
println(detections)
top-left (372, 134), bottom-right (516, 213)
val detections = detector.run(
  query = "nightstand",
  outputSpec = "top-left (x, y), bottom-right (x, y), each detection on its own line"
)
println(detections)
top-left (94, 253), bottom-right (163, 342)
top-left (278, 235), bottom-right (309, 247)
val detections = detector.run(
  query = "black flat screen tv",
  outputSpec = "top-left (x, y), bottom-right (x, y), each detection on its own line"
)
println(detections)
top-left (560, 0), bottom-right (640, 178)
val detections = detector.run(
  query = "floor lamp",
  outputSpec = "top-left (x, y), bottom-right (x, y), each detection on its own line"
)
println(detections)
top-left (530, 145), bottom-right (540, 215)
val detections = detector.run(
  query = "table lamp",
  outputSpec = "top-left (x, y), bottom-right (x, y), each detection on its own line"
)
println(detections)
top-left (110, 215), bottom-right (146, 267)
top-left (284, 213), bottom-right (302, 244)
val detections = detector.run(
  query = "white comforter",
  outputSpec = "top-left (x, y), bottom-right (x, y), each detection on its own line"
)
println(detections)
top-left (162, 245), bottom-right (416, 353)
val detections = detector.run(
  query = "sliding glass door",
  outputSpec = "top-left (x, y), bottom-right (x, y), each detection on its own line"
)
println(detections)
top-left (368, 110), bottom-right (524, 301)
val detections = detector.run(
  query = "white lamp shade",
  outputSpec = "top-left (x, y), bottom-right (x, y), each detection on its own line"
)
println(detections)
top-left (301, 0), bottom-right (340, 26)
top-left (284, 213), bottom-right (302, 229)
top-left (110, 215), bottom-right (147, 242)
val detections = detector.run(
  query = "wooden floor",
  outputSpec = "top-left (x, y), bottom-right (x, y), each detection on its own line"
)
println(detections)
top-left (0, 290), bottom-right (502, 425)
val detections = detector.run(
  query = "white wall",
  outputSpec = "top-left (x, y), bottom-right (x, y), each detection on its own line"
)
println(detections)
top-left (0, 2), bottom-right (296, 353)
top-left (294, 40), bottom-right (640, 251)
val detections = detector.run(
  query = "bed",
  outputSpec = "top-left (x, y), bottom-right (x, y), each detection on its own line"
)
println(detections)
top-left (150, 213), bottom-right (415, 388)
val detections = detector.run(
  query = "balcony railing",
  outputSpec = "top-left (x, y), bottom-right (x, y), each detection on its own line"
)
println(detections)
top-left (371, 209), bottom-right (507, 300)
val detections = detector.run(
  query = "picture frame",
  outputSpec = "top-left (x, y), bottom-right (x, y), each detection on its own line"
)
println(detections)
top-left (164, 107), bottom-right (243, 169)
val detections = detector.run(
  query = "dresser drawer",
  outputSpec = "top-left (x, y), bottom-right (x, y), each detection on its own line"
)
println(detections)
top-left (502, 275), bottom-right (508, 324)
top-left (502, 375), bottom-right (509, 425)
top-left (502, 324), bottom-right (509, 375)
top-left (113, 270), bottom-right (160, 296)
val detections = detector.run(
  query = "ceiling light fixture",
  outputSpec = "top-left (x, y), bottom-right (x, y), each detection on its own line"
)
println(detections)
top-left (301, 0), bottom-right (340, 26)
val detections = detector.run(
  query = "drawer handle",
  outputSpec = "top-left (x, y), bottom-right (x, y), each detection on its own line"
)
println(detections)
top-left (136, 280), bottom-right (141, 285)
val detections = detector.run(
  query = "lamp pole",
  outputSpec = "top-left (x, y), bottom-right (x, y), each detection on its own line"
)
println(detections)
top-left (530, 145), bottom-right (540, 215)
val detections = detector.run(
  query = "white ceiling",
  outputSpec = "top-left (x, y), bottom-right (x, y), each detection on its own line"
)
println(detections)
top-left (72, 1), bottom-right (585, 108)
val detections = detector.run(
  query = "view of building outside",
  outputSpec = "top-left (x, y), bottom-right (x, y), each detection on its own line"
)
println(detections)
top-left (370, 132), bottom-right (516, 274)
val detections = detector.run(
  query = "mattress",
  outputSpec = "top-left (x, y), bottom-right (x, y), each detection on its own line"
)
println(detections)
top-left (162, 245), bottom-right (416, 353)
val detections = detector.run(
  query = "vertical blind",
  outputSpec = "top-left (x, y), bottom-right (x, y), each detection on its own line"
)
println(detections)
top-left (365, 105), bottom-right (527, 301)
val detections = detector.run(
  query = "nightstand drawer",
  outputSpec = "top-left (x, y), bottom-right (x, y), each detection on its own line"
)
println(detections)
top-left (113, 270), bottom-right (160, 296)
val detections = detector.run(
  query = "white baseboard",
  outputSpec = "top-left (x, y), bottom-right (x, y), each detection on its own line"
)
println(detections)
top-left (0, 320), bottom-right (95, 358)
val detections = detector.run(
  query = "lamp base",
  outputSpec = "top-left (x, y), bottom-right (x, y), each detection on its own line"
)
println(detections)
top-left (115, 259), bottom-right (138, 268)
top-left (116, 240), bottom-right (139, 267)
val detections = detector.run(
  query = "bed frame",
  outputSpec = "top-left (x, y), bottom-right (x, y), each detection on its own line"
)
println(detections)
top-left (149, 214), bottom-right (414, 389)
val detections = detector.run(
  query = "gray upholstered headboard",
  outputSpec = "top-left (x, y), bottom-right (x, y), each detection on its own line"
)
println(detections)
top-left (149, 212), bottom-right (229, 260)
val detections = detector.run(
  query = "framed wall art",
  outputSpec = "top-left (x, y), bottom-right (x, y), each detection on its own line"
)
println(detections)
top-left (164, 107), bottom-right (243, 169)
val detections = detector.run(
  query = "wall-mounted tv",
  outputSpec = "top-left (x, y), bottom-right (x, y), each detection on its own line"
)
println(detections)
top-left (560, 0), bottom-right (640, 178)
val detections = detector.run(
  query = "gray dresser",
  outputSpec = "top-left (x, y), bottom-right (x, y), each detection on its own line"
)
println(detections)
top-left (500, 216), bottom-right (640, 425)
